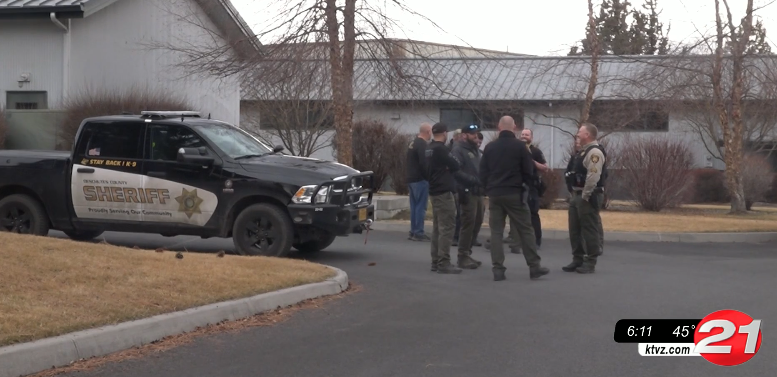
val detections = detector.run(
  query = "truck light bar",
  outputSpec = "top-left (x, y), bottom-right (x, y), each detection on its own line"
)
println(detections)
top-left (140, 111), bottom-right (201, 119)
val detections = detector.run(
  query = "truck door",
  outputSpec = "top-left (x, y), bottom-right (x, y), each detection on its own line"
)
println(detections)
top-left (140, 123), bottom-right (221, 228)
top-left (71, 121), bottom-right (146, 224)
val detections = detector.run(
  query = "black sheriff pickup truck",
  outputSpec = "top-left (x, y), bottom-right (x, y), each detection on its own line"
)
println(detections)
top-left (0, 111), bottom-right (375, 256)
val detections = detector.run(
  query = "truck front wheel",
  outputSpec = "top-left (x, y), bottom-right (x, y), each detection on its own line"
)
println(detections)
top-left (0, 194), bottom-right (50, 236)
top-left (232, 203), bottom-right (294, 257)
top-left (293, 233), bottom-right (337, 254)
top-left (64, 230), bottom-right (104, 241)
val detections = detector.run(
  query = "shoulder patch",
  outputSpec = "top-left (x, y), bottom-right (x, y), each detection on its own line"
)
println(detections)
top-left (591, 154), bottom-right (600, 163)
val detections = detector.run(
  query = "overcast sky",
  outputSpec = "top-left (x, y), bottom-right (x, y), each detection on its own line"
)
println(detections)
top-left (231, 0), bottom-right (777, 56)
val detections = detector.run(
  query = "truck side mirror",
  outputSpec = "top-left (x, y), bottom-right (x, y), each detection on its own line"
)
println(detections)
top-left (273, 145), bottom-right (284, 153)
top-left (177, 147), bottom-right (215, 166)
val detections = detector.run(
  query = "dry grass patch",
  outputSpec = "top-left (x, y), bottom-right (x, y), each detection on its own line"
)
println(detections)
top-left (538, 207), bottom-right (777, 232)
top-left (0, 233), bottom-right (335, 347)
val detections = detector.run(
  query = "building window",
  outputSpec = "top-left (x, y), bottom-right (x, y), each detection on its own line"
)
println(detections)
top-left (257, 101), bottom-right (334, 130)
top-left (440, 107), bottom-right (524, 131)
top-left (588, 100), bottom-right (669, 132)
top-left (440, 108), bottom-right (477, 131)
top-left (6, 91), bottom-right (47, 110)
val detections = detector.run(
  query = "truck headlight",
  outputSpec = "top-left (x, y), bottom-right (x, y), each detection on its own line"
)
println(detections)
top-left (292, 185), bottom-right (330, 204)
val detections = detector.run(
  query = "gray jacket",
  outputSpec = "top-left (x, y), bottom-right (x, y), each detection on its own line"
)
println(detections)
top-left (451, 139), bottom-right (483, 196)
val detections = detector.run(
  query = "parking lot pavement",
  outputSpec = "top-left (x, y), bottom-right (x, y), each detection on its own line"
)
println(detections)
top-left (53, 230), bottom-right (776, 377)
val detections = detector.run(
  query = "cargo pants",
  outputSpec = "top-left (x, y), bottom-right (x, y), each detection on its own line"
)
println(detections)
top-left (457, 193), bottom-right (484, 258)
top-left (568, 191), bottom-right (603, 267)
top-left (488, 193), bottom-right (542, 272)
top-left (430, 192), bottom-right (457, 267)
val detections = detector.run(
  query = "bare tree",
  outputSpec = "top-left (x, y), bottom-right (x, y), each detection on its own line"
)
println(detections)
top-left (240, 57), bottom-right (334, 157)
top-left (580, 0), bottom-right (600, 125)
top-left (148, 0), bottom-right (463, 167)
top-left (658, 0), bottom-right (767, 213)
top-left (242, 100), bottom-right (333, 157)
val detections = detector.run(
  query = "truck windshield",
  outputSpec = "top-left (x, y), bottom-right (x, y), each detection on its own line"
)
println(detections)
top-left (192, 123), bottom-right (272, 159)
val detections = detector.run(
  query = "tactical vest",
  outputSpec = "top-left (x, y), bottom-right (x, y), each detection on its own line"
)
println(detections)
top-left (570, 144), bottom-right (607, 191)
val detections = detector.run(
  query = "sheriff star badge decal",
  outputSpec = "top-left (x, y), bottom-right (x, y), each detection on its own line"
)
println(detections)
top-left (175, 188), bottom-right (204, 218)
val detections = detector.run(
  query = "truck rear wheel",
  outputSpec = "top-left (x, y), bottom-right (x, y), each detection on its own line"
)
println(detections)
top-left (64, 230), bottom-right (104, 241)
top-left (293, 233), bottom-right (337, 254)
top-left (232, 203), bottom-right (294, 257)
top-left (0, 194), bottom-right (50, 236)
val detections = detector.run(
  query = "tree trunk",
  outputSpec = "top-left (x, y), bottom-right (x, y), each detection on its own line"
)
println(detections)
top-left (324, 0), bottom-right (354, 166)
top-left (579, 0), bottom-right (599, 126)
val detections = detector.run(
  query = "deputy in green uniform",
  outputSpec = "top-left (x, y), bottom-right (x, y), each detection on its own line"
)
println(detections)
top-left (563, 123), bottom-right (606, 274)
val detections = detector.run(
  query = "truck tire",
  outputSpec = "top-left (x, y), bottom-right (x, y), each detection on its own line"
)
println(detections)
top-left (293, 233), bottom-right (337, 254)
top-left (64, 230), bottom-right (104, 241)
top-left (0, 194), bottom-right (50, 236)
top-left (232, 203), bottom-right (294, 257)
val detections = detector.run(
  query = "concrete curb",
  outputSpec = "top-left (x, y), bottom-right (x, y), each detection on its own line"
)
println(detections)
top-left (369, 221), bottom-right (777, 243)
top-left (0, 266), bottom-right (348, 377)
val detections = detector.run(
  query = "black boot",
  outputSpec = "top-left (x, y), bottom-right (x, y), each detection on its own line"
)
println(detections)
top-left (530, 266), bottom-right (550, 280)
top-left (493, 269), bottom-right (506, 281)
top-left (562, 262), bottom-right (583, 272)
top-left (437, 263), bottom-right (463, 274)
top-left (576, 265), bottom-right (596, 274)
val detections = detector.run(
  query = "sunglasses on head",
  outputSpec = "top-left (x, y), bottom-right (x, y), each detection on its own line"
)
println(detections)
top-left (464, 124), bottom-right (479, 132)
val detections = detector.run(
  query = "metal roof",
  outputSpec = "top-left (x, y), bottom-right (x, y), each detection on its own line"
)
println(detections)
top-left (241, 55), bottom-right (777, 102)
top-left (0, 0), bottom-right (91, 18)
top-left (0, 0), bottom-right (260, 54)
top-left (0, 0), bottom-right (86, 6)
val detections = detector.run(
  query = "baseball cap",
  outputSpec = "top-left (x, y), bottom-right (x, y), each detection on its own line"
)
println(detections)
top-left (431, 122), bottom-right (448, 134)
top-left (461, 124), bottom-right (480, 134)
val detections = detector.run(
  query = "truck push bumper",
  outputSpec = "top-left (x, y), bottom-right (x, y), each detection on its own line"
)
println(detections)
top-left (287, 171), bottom-right (375, 236)
top-left (288, 203), bottom-right (375, 236)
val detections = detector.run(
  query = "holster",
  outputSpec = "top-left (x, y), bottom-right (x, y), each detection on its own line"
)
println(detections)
top-left (458, 188), bottom-right (471, 205)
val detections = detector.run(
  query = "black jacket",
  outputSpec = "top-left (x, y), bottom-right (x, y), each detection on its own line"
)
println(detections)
top-left (527, 143), bottom-right (547, 194)
top-left (426, 140), bottom-right (480, 196)
top-left (406, 136), bottom-right (428, 183)
top-left (426, 140), bottom-right (460, 195)
top-left (451, 139), bottom-right (483, 196)
top-left (479, 130), bottom-right (534, 197)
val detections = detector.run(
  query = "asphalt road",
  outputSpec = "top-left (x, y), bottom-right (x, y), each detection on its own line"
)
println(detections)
top-left (51, 230), bottom-right (776, 377)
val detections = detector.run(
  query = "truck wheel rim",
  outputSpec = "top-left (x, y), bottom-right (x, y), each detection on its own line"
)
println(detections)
top-left (244, 217), bottom-right (278, 252)
top-left (1, 205), bottom-right (31, 233)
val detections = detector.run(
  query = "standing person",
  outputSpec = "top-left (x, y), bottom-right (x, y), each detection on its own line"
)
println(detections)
top-left (407, 123), bottom-right (432, 242)
top-left (450, 129), bottom-right (463, 246)
top-left (563, 123), bottom-right (607, 274)
top-left (451, 124), bottom-right (485, 269)
top-left (520, 129), bottom-right (549, 250)
top-left (426, 123), bottom-right (470, 274)
top-left (479, 116), bottom-right (550, 281)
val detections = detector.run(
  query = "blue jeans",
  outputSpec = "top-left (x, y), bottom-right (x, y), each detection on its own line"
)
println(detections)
top-left (408, 180), bottom-right (429, 237)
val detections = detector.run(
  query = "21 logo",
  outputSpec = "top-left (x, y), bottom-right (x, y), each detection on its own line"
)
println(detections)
top-left (694, 310), bottom-right (762, 366)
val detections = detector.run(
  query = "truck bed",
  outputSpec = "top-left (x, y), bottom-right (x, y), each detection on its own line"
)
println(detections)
top-left (0, 150), bottom-right (71, 163)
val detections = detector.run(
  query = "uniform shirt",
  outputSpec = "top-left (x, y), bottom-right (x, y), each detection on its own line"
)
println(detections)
top-left (406, 136), bottom-right (428, 183)
top-left (426, 140), bottom-right (460, 196)
top-left (479, 130), bottom-right (534, 197)
top-left (577, 141), bottom-right (606, 200)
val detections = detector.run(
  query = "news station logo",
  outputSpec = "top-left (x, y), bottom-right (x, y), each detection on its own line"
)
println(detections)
top-left (614, 310), bottom-right (762, 366)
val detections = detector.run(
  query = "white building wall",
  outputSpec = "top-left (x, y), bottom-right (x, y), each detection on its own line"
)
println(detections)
top-left (240, 99), bottom-right (727, 170)
top-left (522, 104), bottom-right (723, 170)
top-left (66, 0), bottom-right (240, 125)
top-left (0, 20), bottom-right (64, 108)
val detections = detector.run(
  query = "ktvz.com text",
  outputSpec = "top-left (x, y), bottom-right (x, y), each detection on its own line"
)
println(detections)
top-left (638, 343), bottom-right (700, 356)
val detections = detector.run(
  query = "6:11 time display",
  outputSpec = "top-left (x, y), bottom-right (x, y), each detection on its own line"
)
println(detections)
top-left (628, 325), bottom-right (652, 337)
